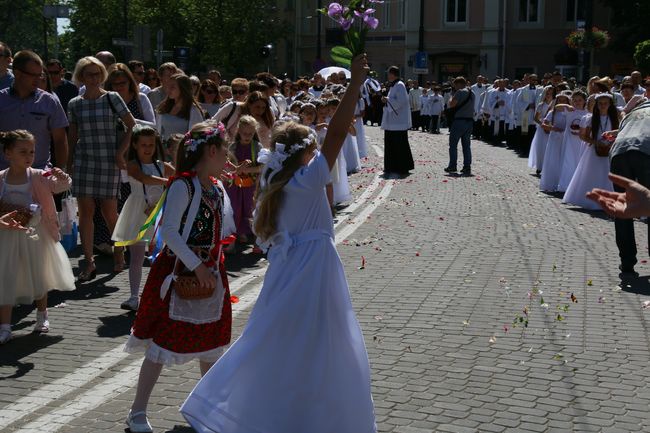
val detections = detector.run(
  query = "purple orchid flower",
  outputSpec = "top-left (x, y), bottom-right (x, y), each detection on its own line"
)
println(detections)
top-left (354, 8), bottom-right (379, 29)
top-left (327, 2), bottom-right (344, 19)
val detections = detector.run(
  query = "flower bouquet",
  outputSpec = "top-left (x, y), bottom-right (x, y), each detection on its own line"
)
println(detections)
top-left (566, 26), bottom-right (610, 50)
top-left (319, 0), bottom-right (383, 67)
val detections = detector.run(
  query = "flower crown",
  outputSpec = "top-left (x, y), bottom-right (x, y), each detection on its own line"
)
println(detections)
top-left (258, 131), bottom-right (318, 186)
top-left (183, 123), bottom-right (226, 156)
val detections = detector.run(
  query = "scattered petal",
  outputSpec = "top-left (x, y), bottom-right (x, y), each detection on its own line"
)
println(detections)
top-left (553, 353), bottom-right (564, 360)
top-left (598, 296), bottom-right (606, 304)
top-left (374, 315), bottom-right (383, 321)
top-left (503, 325), bottom-right (509, 333)
top-left (489, 336), bottom-right (497, 344)
top-left (230, 295), bottom-right (240, 304)
top-left (571, 293), bottom-right (578, 303)
top-left (462, 320), bottom-right (470, 327)
top-left (358, 256), bottom-right (366, 270)
top-left (587, 279), bottom-right (593, 286)
top-left (643, 300), bottom-right (650, 309)
top-left (54, 302), bottom-right (67, 308)
top-left (541, 303), bottom-right (549, 310)
top-left (528, 346), bottom-right (533, 353)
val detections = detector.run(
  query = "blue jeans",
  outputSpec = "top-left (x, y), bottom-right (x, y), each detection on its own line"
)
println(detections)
top-left (448, 118), bottom-right (473, 168)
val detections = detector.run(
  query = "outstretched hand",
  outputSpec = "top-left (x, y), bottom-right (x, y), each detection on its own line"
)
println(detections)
top-left (350, 54), bottom-right (369, 86)
top-left (586, 174), bottom-right (650, 219)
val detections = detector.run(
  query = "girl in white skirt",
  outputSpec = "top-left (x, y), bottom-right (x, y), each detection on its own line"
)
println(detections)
top-left (181, 55), bottom-right (376, 433)
top-left (563, 93), bottom-right (620, 210)
top-left (0, 130), bottom-right (75, 344)
top-left (558, 90), bottom-right (589, 192)
top-left (112, 126), bottom-right (174, 311)
top-left (540, 91), bottom-right (572, 192)
top-left (528, 86), bottom-right (554, 174)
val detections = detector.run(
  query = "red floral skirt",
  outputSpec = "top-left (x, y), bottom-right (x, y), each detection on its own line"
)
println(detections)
top-left (131, 248), bottom-right (232, 354)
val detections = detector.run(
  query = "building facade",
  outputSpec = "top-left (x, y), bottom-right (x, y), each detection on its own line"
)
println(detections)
top-left (280, 0), bottom-right (633, 83)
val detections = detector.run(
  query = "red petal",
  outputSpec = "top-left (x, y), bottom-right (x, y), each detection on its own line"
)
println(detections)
top-left (230, 295), bottom-right (240, 304)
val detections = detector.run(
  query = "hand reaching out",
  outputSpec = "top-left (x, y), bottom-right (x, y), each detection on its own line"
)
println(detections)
top-left (0, 211), bottom-right (28, 232)
top-left (586, 174), bottom-right (650, 219)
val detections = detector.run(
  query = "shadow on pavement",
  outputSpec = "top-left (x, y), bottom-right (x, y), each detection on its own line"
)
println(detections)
top-left (164, 426), bottom-right (196, 433)
top-left (97, 313), bottom-right (134, 338)
top-left (621, 275), bottom-right (650, 296)
top-left (0, 333), bottom-right (63, 380)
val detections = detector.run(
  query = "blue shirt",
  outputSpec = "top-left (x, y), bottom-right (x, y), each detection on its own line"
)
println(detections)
top-left (0, 87), bottom-right (69, 169)
top-left (0, 70), bottom-right (14, 90)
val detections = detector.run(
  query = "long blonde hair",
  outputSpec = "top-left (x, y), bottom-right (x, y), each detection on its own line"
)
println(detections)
top-left (253, 122), bottom-right (315, 241)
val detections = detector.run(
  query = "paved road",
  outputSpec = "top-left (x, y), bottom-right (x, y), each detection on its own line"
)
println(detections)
top-left (2, 126), bottom-right (650, 433)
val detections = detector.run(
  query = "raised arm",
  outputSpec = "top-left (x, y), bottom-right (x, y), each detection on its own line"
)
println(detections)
top-left (321, 55), bottom-right (369, 170)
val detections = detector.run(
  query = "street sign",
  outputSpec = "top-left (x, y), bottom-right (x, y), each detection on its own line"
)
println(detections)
top-left (112, 38), bottom-right (135, 47)
top-left (43, 5), bottom-right (70, 18)
top-left (415, 51), bottom-right (429, 74)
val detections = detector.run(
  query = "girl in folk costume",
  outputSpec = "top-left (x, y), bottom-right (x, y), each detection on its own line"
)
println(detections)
top-left (225, 115), bottom-right (263, 246)
top-left (112, 126), bottom-right (174, 311)
top-left (557, 90), bottom-right (589, 192)
top-left (181, 55), bottom-right (376, 433)
top-left (528, 86), bottom-right (555, 174)
top-left (539, 91), bottom-right (572, 192)
top-left (0, 130), bottom-right (74, 344)
top-left (563, 94), bottom-right (620, 210)
top-left (124, 122), bottom-right (235, 433)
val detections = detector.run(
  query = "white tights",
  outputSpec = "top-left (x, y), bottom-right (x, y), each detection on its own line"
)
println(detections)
top-left (128, 243), bottom-right (147, 298)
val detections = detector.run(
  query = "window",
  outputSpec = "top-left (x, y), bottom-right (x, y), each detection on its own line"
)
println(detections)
top-left (566, 0), bottom-right (585, 22)
top-left (445, 0), bottom-right (467, 23)
top-left (398, 0), bottom-right (406, 28)
top-left (382, 1), bottom-right (391, 29)
top-left (519, 0), bottom-right (539, 23)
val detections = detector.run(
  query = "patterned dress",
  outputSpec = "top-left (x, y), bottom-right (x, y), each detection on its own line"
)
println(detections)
top-left (68, 91), bottom-right (128, 199)
top-left (126, 176), bottom-right (232, 364)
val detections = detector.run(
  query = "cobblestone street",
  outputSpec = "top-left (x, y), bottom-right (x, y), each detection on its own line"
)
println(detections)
top-left (2, 126), bottom-right (650, 433)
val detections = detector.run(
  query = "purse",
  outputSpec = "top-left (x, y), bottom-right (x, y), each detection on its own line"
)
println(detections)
top-left (594, 141), bottom-right (612, 157)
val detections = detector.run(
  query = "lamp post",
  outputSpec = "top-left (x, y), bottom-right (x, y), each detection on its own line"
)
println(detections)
top-left (316, 0), bottom-right (322, 61)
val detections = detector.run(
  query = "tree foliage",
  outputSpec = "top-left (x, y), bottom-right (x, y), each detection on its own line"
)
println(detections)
top-left (599, 0), bottom-right (650, 54)
top-left (0, 0), bottom-right (57, 59)
top-left (634, 40), bottom-right (650, 74)
top-left (62, 0), bottom-right (290, 75)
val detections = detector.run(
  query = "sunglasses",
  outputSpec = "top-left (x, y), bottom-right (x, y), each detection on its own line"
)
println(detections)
top-left (232, 89), bottom-right (247, 95)
top-left (16, 68), bottom-right (45, 79)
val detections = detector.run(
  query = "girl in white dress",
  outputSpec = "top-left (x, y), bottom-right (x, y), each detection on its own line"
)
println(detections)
top-left (355, 97), bottom-right (368, 158)
top-left (112, 126), bottom-right (174, 311)
top-left (540, 92), bottom-right (571, 192)
top-left (563, 93), bottom-right (620, 210)
top-left (558, 90), bottom-right (589, 192)
top-left (528, 86), bottom-right (554, 174)
top-left (0, 130), bottom-right (75, 344)
top-left (181, 55), bottom-right (376, 433)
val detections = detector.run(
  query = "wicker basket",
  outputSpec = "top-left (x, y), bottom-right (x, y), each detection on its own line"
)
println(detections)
top-left (0, 202), bottom-right (33, 227)
top-left (595, 141), bottom-right (611, 157)
top-left (172, 273), bottom-right (215, 300)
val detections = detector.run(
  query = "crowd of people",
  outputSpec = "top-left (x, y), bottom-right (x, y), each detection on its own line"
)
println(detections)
top-left (2, 34), bottom-right (650, 431)
top-left (0, 41), bottom-right (382, 432)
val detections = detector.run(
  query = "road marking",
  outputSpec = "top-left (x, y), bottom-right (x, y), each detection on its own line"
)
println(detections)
top-left (1, 159), bottom-right (393, 431)
top-left (12, 177), bottom-right (395, 433)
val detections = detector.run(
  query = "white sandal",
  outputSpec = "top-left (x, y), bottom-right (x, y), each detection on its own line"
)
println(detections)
top-left (126, 410), bottom-right (153, 433)
top-left (34, 311), bottom-right (50, 333)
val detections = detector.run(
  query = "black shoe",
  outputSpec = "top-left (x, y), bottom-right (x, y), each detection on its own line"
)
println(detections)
top-left (444, 166), bottom-right (457, 173)
top-left (460, 166), bottom-right (472, 175)
top-left (619, 264), bottom-right (639, 277)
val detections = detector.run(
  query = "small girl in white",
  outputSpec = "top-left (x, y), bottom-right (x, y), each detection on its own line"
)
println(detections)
top-left (181, 55), bottom-right (376, 433)
top-left (112, 126), bottom-right (174, 311)
top-left (0, 130), bottom-right (75, 344)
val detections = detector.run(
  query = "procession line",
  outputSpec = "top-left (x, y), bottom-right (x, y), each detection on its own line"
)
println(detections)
top-left (12, 177), bottom-right (395, 433)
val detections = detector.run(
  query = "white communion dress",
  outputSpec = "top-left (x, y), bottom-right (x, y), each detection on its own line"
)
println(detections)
top-left (563, 114), bottom-right (614, 210)
top-left (0, 177), bottom-right (74, 305)
top-left (181, 151), bottom-right (377, 433)
top-left (112, 162), bottom-right (165, 243)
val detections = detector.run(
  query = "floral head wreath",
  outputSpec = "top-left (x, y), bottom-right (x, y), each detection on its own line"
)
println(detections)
top-left (257, 131), bottom-right (318, 187)
top-left (183, 122), bottom-right (226, 156)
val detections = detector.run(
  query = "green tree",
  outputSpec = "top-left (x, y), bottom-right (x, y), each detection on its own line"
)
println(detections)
top-left (634, 40), bottom-right (650, 74)
top-left (61, 0), bottom-right (290, 75)
top-left (0, 0), bottom-right (57, 59)
top-left (599, 0), bottom-right (650, 54)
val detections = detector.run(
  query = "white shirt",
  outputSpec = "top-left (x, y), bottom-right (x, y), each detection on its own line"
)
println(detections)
top-left (381, 80), bottom-right (412, 131)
